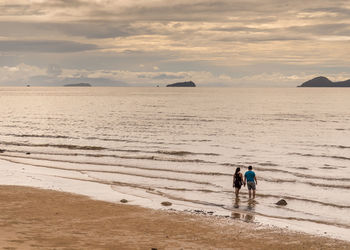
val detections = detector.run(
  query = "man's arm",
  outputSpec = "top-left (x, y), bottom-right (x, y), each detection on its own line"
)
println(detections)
top-left (243, 175), bottom-right (246, 186)
top-left (254, 176), bottom-right (257, 185)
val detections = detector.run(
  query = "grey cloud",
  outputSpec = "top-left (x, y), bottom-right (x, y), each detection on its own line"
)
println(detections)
top-left (0, 40), bottom-right (98, 53)
top-left (152, 73), bottom-right (185, 80)
top-left (215, 35), bottom-right (308, 43)
top-left (28, 75), bottom-right (127, 86)
top-left (0, 21), bottom-right (138, 39)
top-left (61, 77), bottom-right (127, 86)
top-left (302, 7), bottom-right (350, 17)
top-left (90, 0), bottom-right (338, 22)
top-left (93, 1), bottom-right (244, 22)
top-left (53, 21), bottom-right (132, 39)
top-left (289, 23), bottom-right (350, 36)
top-left (47, 0), bottom-right (85, 7)
top-left (0, 4), bottom-right (45, 16)
top-left (0, 0), bottom-right (85, 16)
top-left (47, 64), bottom-right (62, 76)
top-left (1, 0), bottom-right (350, 87)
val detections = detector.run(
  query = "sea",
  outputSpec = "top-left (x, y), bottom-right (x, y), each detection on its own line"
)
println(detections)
top-left (0, 87), bottom-right (349, 240)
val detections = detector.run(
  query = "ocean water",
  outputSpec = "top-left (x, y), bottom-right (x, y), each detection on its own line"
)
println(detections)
top-left (0, 87), bottom-right (349, 240)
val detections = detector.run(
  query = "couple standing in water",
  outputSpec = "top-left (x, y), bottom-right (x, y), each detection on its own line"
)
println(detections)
top-left (233, 165), bottom-right (257, 199)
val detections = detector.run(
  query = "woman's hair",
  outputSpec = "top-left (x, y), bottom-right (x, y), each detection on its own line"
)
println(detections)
top-left (235, 167), bottom-right (240, 175)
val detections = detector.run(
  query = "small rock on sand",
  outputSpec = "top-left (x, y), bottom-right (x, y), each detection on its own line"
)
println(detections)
top-left (161, 201), bottom-right (172, 206)
top-left (120, 199), bottom-right (128, 203)
top-left (276, 199), bottom-right (287, 206)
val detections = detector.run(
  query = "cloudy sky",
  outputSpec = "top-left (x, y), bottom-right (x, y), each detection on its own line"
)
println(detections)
top-left (0, 0), bottom-right (350, 87)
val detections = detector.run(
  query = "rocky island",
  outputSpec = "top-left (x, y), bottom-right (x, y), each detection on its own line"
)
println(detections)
top-left (166, 81), bottom-right (196, 87)
top-left (298, 77), bottom-right (350, 87)
top-left (64, 83), bottom-right (92, 87)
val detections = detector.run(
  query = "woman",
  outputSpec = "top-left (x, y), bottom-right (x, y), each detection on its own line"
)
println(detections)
top-left (233, 167), bottom-right (243, 197)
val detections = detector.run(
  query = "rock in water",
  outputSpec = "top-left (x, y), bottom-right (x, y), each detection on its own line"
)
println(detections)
top-left (276, 199), bottom-right (287, 206)
top-left (161, 201), bottom-right (172, 206)
top-left (120, 199), bottom-right (128, 203)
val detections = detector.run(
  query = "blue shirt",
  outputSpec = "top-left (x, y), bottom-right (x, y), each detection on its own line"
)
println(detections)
top-left (245, 170), bottom-right (255, 182)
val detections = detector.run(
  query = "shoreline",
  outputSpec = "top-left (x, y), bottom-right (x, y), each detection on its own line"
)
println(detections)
top-left (0, 157), bottom-right (350, 242)
top-left (0, 157), bottom-right (349, 242)
top-left (0, 185), bottom-right (349, 249)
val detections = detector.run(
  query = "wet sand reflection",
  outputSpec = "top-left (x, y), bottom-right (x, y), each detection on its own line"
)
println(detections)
top-left (231, 197), bottom-right (256, 223)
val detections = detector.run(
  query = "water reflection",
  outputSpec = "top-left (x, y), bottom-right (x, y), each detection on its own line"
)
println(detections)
top-left (234, 197), bottom-right (240, 208)
top-left (231, 197), bottom-right (255, 223)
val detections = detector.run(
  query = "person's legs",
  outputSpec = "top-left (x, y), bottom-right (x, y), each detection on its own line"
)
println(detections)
top-left (247, 182), bottom-right (253, 199)
top-left (235, 187), bottom-right (239, 197)
top-left (251, 182), bottom-right (256, 199)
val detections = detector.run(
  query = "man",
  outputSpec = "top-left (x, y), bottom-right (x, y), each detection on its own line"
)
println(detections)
top-left (244, 165), bottom-right (257, 199)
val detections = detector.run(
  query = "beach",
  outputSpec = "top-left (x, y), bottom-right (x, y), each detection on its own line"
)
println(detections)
top-left (0, 185), bottom-right (349, 249)
top-left (0, 87), bottom-right (350, 241)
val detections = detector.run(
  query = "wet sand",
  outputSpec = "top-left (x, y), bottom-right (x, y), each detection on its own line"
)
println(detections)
top-left (0, 185), bottom-right (348, 250)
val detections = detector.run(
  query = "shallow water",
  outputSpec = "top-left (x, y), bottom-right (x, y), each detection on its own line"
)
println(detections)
top-left (0, 87), bottom-right (349, 240)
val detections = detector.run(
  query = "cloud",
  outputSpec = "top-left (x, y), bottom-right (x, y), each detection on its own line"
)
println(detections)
top-left (0, 0), bottom-right (350, 86)
top-left (0, 40), bottom-right (98, 53)
top-left (47, 64), bottom-right (62, 76)
top-left (152, 73), bottom-right (185, 80)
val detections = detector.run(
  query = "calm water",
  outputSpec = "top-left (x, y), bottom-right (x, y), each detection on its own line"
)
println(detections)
top-left (0, 87), bottom-right (349, 240)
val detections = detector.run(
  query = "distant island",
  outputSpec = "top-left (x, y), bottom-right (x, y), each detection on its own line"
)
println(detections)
top-left (64, 83), bottom-right (92, 87)
top-left (298, 77), bottom-right (350, 87)
top-left (166, 81), bottom-right (196, 87)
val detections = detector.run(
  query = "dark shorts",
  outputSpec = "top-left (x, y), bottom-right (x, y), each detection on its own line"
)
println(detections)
top-left (247, 181), bottom-right (256, 190)
top-left (234, 183), bottom-right (242, 189)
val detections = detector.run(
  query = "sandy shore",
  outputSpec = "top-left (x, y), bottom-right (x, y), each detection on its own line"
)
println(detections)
top-left (0, 186), bottom-right (348, 250)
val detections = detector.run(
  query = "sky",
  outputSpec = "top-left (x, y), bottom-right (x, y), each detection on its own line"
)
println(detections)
top-left (0, 0), bottom-right (350, 87)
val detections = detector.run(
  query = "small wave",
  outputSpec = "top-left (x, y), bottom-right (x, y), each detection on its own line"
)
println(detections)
top-left (303, 181), bottom-right (350, 189)
top-left (319, 166), bottom-right (338, 170)
top-left (239, 160), bottom-right (350, 182)
top-left (257, 193), bottom-right (350, 209)
top-left (155, 150), bottom-right (219, 156)
top-left (0, 156), bottom-right (219, 187)
top-left (3, 133), bottom-right (74, 139)
top-left (289, 152), bottom-right (350, 161)
top-left (1, 147), bottom-right (216, 164)
top-left (0, 141), bottom-right (106, 151)
top-left (92, 137), bottom-right (187, 146)
top-left (2, 141), bottom-right (214, 156)
top-left (235, 210), bottom-right (350, 229)
top-left (0, 152), bottom-right (230, 177)
top-left (315, 144), bottom-right (350, 149)
top-left (257, 162), bottom-right (279, 167)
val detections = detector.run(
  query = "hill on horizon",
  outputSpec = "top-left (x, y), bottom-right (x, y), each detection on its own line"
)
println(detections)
top-left (299, 76), bottom-right (350, 87)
